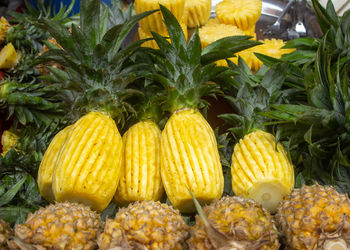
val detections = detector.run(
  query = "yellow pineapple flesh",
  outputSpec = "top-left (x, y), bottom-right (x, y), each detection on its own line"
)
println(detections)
top-left (0, 17), bottom-right (9, 45)
top-left (161, 109), bottom-right (224, 213)
top-left (277, 184), bottom-right (350, 250)
top-left (37, 125), bottom-right (72, 202)
top-left (188, 196), bottom-right (280, 249)
top-left (52, 111), bottom-right (123, 212)
top-left (0, 43), bottom-right (18, 70)
top-left (186, 0), bottom-right (211, 28)
top-left (11, 202), bottom-right (103, 249)
top-left (98, 200), bottom-right (189, 249)
top-left (114, 120), bottom-right (164, 206)
top-left (1, 130), bottom-right (18, 156)
top-left (215, 0), bottom-right (262, 31)
top-left (231, 130), bottom-right (295, 213)
top-left (135, 0), bottom-right (186, 34)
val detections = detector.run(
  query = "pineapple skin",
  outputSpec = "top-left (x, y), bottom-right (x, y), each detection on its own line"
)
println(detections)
top-left (0, 218), bottom-right (12, 250)
top-left (186, 0), bottom-right (211, 28)
top-left (135, 0), bottom-right (186, 34)
top-left (52, 111), bottom-right (123, 212)
top-left (11, 202), bottom-right (103, 250)
top-left (38, 125), bottom-right (72, 202)
top-left (187, 196), bottom-right (280, 249)
top-left (231, 130), bottom-right (294, 210)
top-left (276, 184), bottom-right (350, 250)
top-left (161, 109), bottom-right (224, 213)
top-left (98, 200), bottom-right (189, 249)
top-left (215, 0), bottom-right (262, 30)
top-left (114, 120), bottom-right (164, 206)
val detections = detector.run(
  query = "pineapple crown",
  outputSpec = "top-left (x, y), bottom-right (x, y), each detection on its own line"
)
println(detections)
top-left (219, 59), bottom-right (290, 140)
top-left (151, 5), bottom-right (261, 114)
top-left (35, 0), bottom-right (156, 127)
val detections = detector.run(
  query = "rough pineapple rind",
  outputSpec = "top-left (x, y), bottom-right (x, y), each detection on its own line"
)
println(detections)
top-left (0, 218), bottom-right (12, 249)
top-left (0, 43), bottom-right (18, 69)
top-left (161, 109), bottom-right (224, 213)
top-left (114, 120), bottom-right (163, 206)
top-left (276, 184), bottom-right (350, 250)
top-left (135, 0), bottom-right (186, 34)
top-left (187, 196), bottom-right (280, 249)
top-left (231, 130), bottom-right (295, 212)
top-left (215, 0), bottom-right (262, 31)
top-left (0, 17), bottom-right (9, 45)
top-left (52, 111), bottom-right (123, 212)
top-left (12, 202), bottom-right (103, 250)
top-left (38, 125), bottom-right (72, 202)
top-left (98, 201), bottom-right (190, 249)
top-left (186, 0), bottom-right (211, 28)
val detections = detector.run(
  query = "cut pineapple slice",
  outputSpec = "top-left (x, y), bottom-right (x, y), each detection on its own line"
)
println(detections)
top-left (186, 0), bottom-right (211, 28)
top-left (135, 0), bottom-right (186, 34)
top-left (0, 43), bottom-right (18, 69)
top-left (216, 0), bottom-right (262, 31)
top-left (0, 17), bottom-right (9, 45)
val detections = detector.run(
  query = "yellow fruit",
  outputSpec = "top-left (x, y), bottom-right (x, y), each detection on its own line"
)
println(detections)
top-left (52, 111), bottom-right (123, 212)
top-left (0, 43), bottom-right (18, 69)
top-left (37, 125), bottom-right (72, 202)
top-left (276, 184), bottom-right (350, 250)
top-left (0, 218), bottom-right (12, 250)
top-left (188, 196), bottom-right (280, 249)
top-left (161, 109), bottom-right (224, 213)
top-left (11, 202), bottom-right (103, 249)
top-left (1, 130), bottom-right (18, 156)
top-left (231, 130), bottom-right (295, 213)
top-left (186, 0), bottom-right (211, 28)
top-left (98, 200), bottom-right (189, 249)
top-left (135, 0), bottom-right (186, 34)
top-left (216, 0), bottom-right (262, 31)
top-left (114, 120), bottom-right (163, 206)
top-left (251, 38), bottom-right (296, 70)
top-left (0, 17), bottom-right (9, 45)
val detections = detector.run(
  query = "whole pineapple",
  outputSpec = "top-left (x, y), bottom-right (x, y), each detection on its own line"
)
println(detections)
top-left (0, 218), bottom-right (12, 250)
top-left (11, 202), bottom-right (103, 249)
top-left (276, 184), bottom-right (350, 250)
top-left (152, 5), bottom-right (258, 213)
top-left (188, 196), bottom-right (280, 249)
top-left (97, 200), bottom-right (189, 249)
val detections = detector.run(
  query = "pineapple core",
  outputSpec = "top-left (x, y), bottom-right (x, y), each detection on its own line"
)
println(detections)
top-left (248, 181), bottom-right (290, 213)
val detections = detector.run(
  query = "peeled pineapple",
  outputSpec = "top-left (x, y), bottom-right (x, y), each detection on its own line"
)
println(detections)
top-left (11, 202), bottom-right (103, 249)
top-left (161, 109), bottom-right (224, 213)
top-left (135, 0), bottom-right (186, 34)
top-left (38, 125), bottom-right (72, 202)
top-left (114, 120), bottom-right (163, 206)
top-left (0, 43), bottom-right (18, 69)
top-left (98, 200), bottom-right (189, 249)
top-left (52, 111), bottom-right (123, 212)
top-left (1, 130), bottom-right (18, 156)
top-left (0, 218), bottom-right (12, 249)
top-left (231, 130), bottom-right (295, 213)
top-left (277, 184), bottom-right (350, 250)
top-left (186, 0), bottom-right (211, 28)
top-left (188, 196), bottom-right (280, 249)
top-left (0, 17), bottom-right (9, 45)
top-left (215, 0), bottom-right (262, 31)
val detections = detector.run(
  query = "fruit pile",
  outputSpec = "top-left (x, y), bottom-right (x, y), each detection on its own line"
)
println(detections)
top-left (0, 0), bottom-right (349, 249)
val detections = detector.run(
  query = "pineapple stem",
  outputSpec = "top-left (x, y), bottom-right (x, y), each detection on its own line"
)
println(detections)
top-left (324, 239), bottom-right (348, 250)
top-left (248, 181), bottom-right (290, 213)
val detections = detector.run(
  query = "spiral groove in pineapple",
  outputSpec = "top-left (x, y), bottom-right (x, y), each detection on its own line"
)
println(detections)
top-left (215, 0), bottom-right (262, 31)
top-left (186, 0), bottom-right (211, 28)
top-left (135, 0), bottom-right (186, 34)
top-left (52, 111), bottom-right (123, 212)
top-left (231, 130), bottom-right (294, 212)
top-left (114, 120), bottom-right (163, 206)
top-left (38, 125), bottom-right (72, 202)
top-left (161, 109), bottom-right (224, 213)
